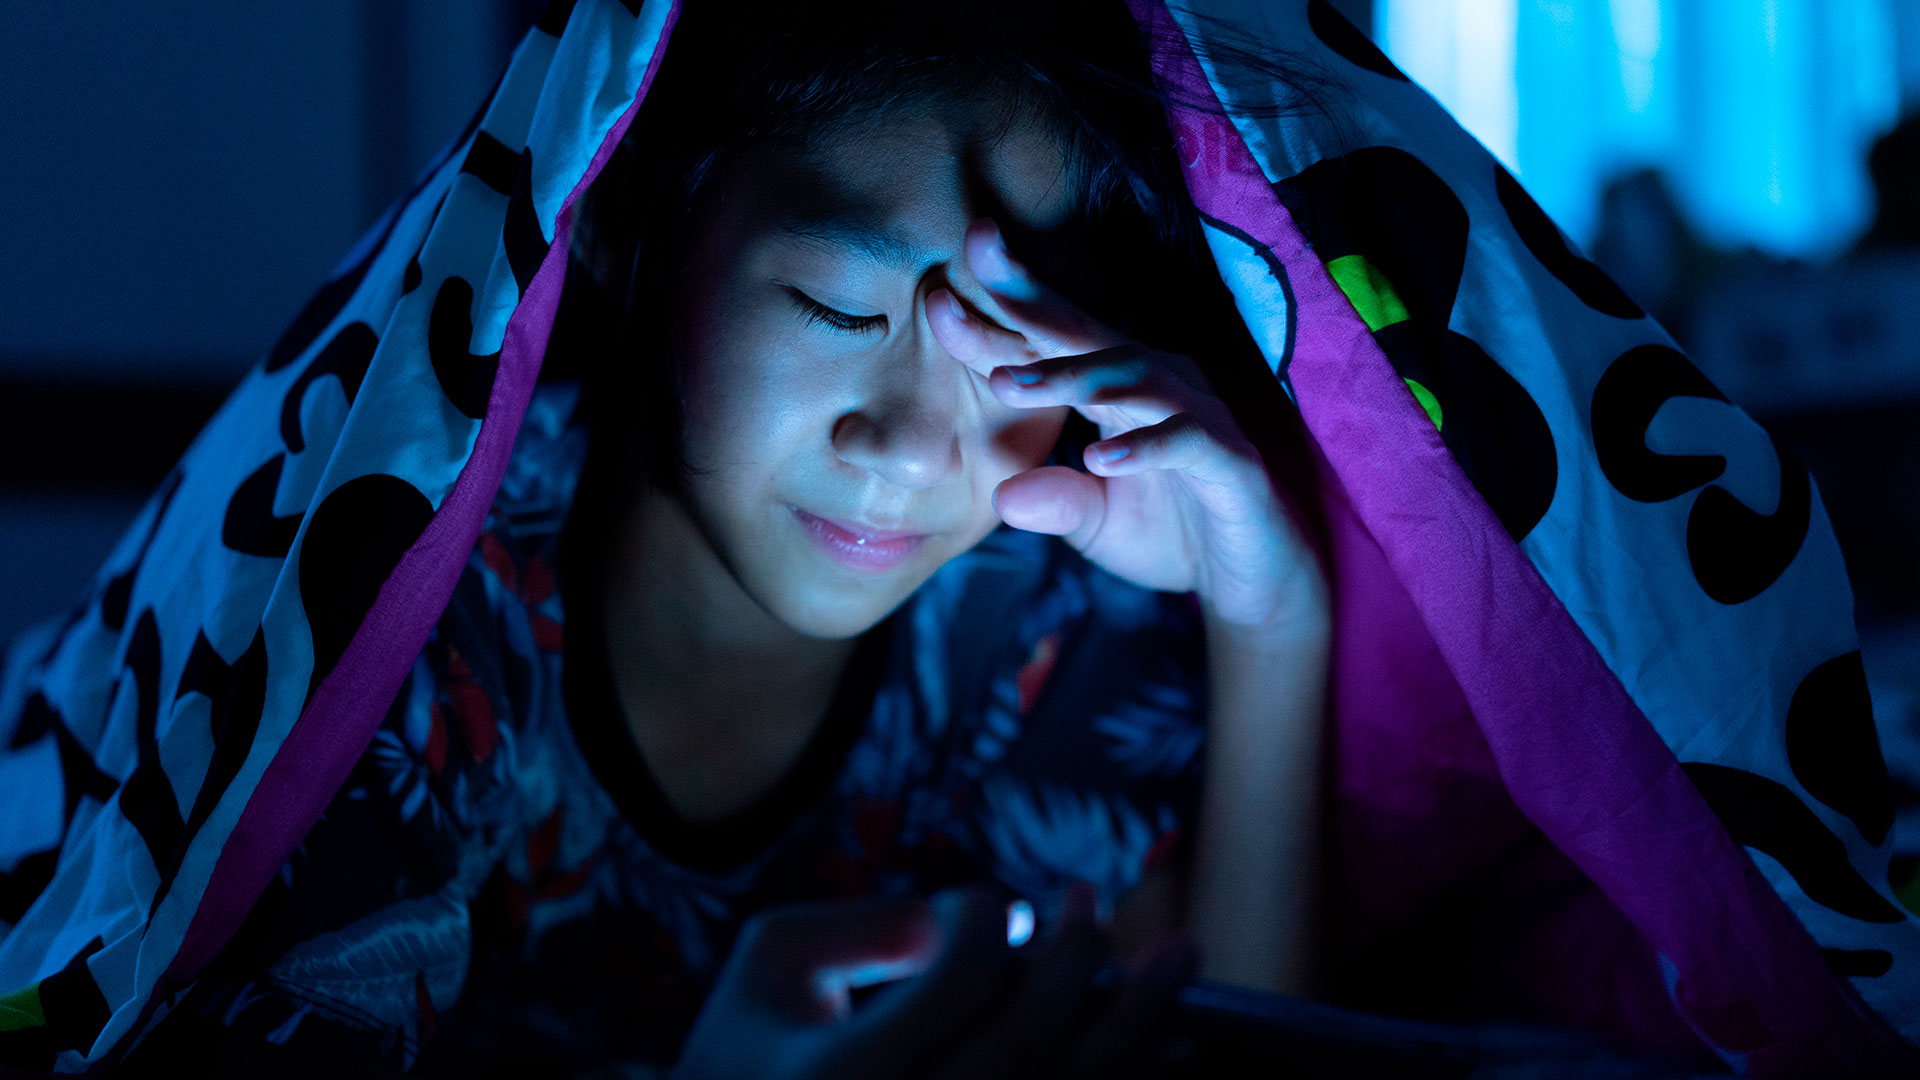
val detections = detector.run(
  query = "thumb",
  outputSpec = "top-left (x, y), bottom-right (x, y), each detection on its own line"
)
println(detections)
top-left (994, 466), bottom-right (1109, 552)
top-left (737, 896), bottom-right (940, 1021)
top-left (832, 888), bottom-right (1011, 1074)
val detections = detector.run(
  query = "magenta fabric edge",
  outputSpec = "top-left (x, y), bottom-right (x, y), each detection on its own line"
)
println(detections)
top-left (1129, 0), bottom-right (1908, 1072)
top-left (127, 0), bottom-right (684, 1053)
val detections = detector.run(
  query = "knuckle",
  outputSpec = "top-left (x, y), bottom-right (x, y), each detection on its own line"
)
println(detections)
top-left (1165, 412), bottom-right (1205, 448)
top-left (1116, 352), bottom-right (1154, 384)
top-left (1061, 345), bottom-right (1147, 381)
top-left (1033, 353), bottom-right (1077, 379)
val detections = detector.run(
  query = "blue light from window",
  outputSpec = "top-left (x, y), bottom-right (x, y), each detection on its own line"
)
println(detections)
top-left (1374, 0), bottom-right (1902, 257)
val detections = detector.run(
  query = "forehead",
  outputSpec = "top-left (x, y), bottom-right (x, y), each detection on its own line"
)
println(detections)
top-left (736, 103), bottom-right (1080, 256)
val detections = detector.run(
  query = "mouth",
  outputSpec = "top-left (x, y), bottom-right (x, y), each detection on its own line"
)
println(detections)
top-left (790, 506), bottom-right (932, 572)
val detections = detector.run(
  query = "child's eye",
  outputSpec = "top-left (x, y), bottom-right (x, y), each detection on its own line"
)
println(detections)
top-left (788, 289), bottom-right (886, 334)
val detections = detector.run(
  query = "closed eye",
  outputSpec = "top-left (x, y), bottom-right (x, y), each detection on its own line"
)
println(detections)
top-left (787, 288), bottom-right (886, 334)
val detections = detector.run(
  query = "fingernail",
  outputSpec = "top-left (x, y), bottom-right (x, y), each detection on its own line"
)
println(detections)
top-left (1094, 442), bottom-right (1129, 463)
top-left (939, 290), bottom-right (968, 322)
top-left (1009, 368), bottom-right (1042, 386)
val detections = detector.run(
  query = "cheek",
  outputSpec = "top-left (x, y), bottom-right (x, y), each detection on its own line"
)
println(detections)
top-left (675, 320), bottom-right (831, 475)
top-left (681, 372), bottom-right (813, 465)
top-left (983, 406), bottom-right (1071, 479)
top-left (674, 246), bottom-right (815, 460)
top-left (954, 405), bottom-right (1069, 540)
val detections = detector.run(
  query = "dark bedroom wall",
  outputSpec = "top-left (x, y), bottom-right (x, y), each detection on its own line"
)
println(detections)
top-left (0, 2), bottom-right (529, 644)
top-left (0, 1), bottom-right (525, 387)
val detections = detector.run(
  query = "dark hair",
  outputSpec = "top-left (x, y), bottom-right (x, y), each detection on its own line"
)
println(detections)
top-left (564, 0), bottom-right (1330, 525)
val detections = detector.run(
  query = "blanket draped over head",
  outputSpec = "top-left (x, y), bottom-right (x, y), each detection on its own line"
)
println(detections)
top-left (1, 0), bottom-right (1914, 1073)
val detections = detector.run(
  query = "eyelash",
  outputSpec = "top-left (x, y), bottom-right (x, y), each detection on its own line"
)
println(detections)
top-left (789, 290), bottom-right (886, 334)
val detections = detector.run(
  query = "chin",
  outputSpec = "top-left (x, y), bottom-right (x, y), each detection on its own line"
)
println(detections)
top-left (761, 578), bottom-right (910, 640)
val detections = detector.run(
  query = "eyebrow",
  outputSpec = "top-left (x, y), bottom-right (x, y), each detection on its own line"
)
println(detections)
top-left (775, 212), bottom-right (935, 272)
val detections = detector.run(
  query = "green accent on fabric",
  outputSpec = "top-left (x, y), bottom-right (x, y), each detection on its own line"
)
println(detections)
top-left (0, 983), bottom-right (45, 1032)
top-left (1896, 862), bottom-right (1920, 917)
top-left (1405, 378), bottom-right (1443, 430)
top-left (1328, 254), bottom-right (1411, 331)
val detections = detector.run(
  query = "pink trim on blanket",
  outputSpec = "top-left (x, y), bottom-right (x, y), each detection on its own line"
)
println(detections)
top-left (1127, 1), bottom-right (1905, 1073)
top-left (158, 0), bottom-right (682, 1009)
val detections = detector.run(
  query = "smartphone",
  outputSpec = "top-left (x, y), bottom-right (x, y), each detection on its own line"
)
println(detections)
top-left (821, 897), bottom-right (1040, 1010)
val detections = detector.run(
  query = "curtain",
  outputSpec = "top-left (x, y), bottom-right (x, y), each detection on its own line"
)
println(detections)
top-left (1376, 0), bottom-right (1902, 256)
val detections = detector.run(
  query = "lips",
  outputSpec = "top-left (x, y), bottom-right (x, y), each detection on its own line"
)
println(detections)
top-left (791, 507), bottom-right (931, 572)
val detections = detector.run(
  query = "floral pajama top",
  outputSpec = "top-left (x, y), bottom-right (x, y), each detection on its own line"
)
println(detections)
top-left (139, 380), bottom-right (1209, 1075)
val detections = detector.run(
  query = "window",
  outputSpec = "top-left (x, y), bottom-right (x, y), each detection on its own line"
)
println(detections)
top-left (1374, 0), bottom-right (1903, 257)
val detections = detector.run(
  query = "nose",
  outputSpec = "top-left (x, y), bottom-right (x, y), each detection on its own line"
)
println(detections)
top-left (830, 330), bottom-right (965, 491)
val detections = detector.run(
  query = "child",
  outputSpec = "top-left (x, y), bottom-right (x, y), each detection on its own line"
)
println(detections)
top-left (125, 1), bottom-right (1325, 1074)
top-left (7, 0), bottom-right (1908, 1075)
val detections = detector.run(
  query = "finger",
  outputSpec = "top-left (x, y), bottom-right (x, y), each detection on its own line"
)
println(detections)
top-left (993, 466), bottom-right (1108, 551)
top-left (1098, 411), bottom-right (1274, 495)
top-left (1064, 932), bottom-right (1200, 1078)
top-left (926, 883), bottom-right (1108, 1080)
top-left (736, 896), bottom-right (939, 1020)
top-left (840, 887), bottom-right (1012, 1074)
top-left (1083, 412), bottom-right (1207, 475)
top-left (986, 344), bottom-right (1189, 423)
top-left (927, 287), bottom-right (1043, 380)
top-left (965, 219), bottom-right (1126, 357)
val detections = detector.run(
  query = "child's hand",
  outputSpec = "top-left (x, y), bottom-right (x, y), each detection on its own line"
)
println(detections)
top-left (930, 220), bottom-right (1326, 638)
top-left (669, 889), bottom-right (1003, 1080)
top-left (669, 885), bottom-right (1195, 1080)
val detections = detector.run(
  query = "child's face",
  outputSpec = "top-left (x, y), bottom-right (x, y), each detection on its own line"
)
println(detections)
top-left (670, 106), bottom-right (1076, 639)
